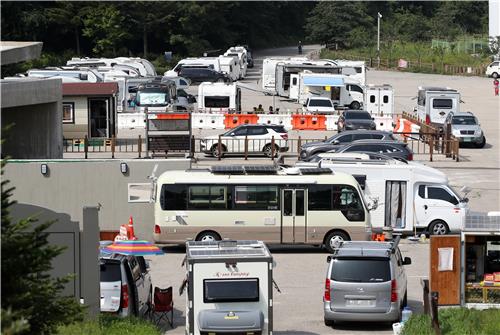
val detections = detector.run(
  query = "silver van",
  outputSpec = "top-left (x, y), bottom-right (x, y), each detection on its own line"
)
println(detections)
top-left (323, 238), bottom-right (411, 326)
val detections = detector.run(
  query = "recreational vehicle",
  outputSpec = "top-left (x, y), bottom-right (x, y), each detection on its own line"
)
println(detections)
top-left (297, 159), bottom-right (469, 235)
top-left (415, 86), bottom-right (461, 131)
top-left (67, 57), bottom-right (157, 76)
top-left (165, 57), bottom-right (222, 77)
top-left (183, 240), bottom-right (275, 335)
top-left (153, 166), bottom-right (371, 252)
top-left (26, 68), bottom-right (104, 83)
top-left (197, 82), bottom-right (241, 112)
top-left (218, 55), bottom-right (241, 82)
top-left (364, 84), bottom-right (394, 116)
top-left (334, 60), bottom-right (367, 85)
top-left (224, 48), bottom-right (248, 79)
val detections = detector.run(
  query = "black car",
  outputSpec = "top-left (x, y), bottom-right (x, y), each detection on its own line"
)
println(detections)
top-left (299, 130), bottom-right (396, 161)
top-left (178, 67), bottom-right (229, 84)
top-left (328, 139), bottom-right (414, 161)
top-left (337, 110), bottom-right (377, 132)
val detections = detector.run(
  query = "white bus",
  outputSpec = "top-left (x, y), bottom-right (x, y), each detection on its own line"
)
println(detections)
top-left (153, 166), bottom-right (371, 252)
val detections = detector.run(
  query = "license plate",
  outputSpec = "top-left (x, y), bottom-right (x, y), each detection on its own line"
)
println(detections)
top-left (463, 137), bottom-right (472, 142)
top-left (347, 299), bottom-right (374, 307)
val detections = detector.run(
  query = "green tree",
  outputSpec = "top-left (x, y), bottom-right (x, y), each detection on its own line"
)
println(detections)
top-left (1, 160), bottom-right (84, 334)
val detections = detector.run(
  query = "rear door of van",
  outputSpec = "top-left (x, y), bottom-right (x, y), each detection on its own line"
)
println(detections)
top-left (100, 260), bottom-right (122, 312)
top-left (429, 94), bottom-right (458, 126)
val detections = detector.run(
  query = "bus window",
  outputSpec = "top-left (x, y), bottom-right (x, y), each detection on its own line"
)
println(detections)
top-left (188, 185), bottom-right (227, 209)
top-left (308, 185), bottom-right (332, 210)
top-left (161, 184), bottom-right (187, 210)
top-left (234, 186), bottom-right (278, 210)
top-left (333, 185), bottom-right (364, 221)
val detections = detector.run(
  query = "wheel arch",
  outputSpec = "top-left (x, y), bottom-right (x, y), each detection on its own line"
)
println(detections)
top-left (195, 230), bottom-right (222, 241)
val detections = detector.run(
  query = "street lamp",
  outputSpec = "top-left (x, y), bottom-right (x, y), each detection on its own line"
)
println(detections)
top-left (377, 12), bottom-right (382, 69)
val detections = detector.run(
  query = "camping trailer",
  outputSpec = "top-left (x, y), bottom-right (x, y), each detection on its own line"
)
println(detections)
top-left (218, 55), bottom-right (241, 82)
top-left (197, 82), bottom-right (241, 112)
top-left (166, 57), bottom-right (222, 77)
top-left (183, 240), bottom-right (274, 335)
top-left (224, 48), bottom-right (248, 79)
top-left (415, 86), bottom-right (461, 131)
top-left (365, 84), bottom-right (394, 116)
top-left (334, 60), bottom-right (367, 86)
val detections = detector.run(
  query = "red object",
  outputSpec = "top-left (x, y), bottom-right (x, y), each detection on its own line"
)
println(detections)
top-left (127, 216), bottom-right (137, 240)
top-left (121, 284), bottom-right (129, 308)
top-left (408, 152), bottom-right (413, 161)
top-left (280, 133), bottom-right (288, 140)
top-left (494, 272), bottom-right (500, 282)
top-left (324, 278), bottom-right (331, 302)
top-left (291, 114), bottom-right (327, 130)
top-left (151, 287), bottom-right (174, 327)
top-left (154, 224), bottom-right (161, 234)
top-left (484, 273), bottom-right (494, 281)
top-left (391, 279), bottom-right (398, 302)
top-left (425, 114), bottom-right (431, 125)
top-left (223, 114), bottom-right (259, 128)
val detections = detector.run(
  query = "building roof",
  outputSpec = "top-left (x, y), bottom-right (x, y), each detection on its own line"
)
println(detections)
top-left (62, 82), bottom-right (118, 96)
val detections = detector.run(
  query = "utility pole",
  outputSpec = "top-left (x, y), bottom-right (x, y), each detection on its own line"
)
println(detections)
top-left (377, 12), bottom-right (382, 69)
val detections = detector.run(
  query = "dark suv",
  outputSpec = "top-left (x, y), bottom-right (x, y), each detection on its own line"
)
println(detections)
top-left (179, 67), bottom-right (229, 84)
top-left (338, 110), bottom-right (376, 132)
top-left (328, 139), bottom-right (414, 161)
top-left (300, 130), bottom-right (396, 161)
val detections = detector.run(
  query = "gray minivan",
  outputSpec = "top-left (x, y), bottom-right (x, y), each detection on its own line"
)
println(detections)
top-left (323, 238), bottom-right (411, 326)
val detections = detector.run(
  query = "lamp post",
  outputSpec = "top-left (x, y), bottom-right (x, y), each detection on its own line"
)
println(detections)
top-left (377, 12), bottom-right (382, 69)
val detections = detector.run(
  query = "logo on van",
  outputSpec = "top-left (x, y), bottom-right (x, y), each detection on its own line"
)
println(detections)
top-left (215, 271), bottom-right (250, 278)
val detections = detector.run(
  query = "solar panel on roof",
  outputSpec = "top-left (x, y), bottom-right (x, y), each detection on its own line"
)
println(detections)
top-left (244, 165), bottom-right (277, 174)
top-left (211, 165), bottom-right (245, 174)
top-left (300, 168), bottom-right (333, 175)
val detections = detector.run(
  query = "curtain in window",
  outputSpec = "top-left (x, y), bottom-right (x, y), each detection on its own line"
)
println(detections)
top-left (385, 181), bottom-right (407, 228)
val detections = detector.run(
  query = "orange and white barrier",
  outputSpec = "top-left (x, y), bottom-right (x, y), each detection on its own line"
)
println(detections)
top-left (257, 114), bottom-right (293, 130)
top-left (291, 114), bottom-right (327, 130)
top-left (393, 118), bottom-right (420, 137)
top-left (373, 115), bottom-right (394, 132)
top-left (325, 115), bottom-right (340, 130)
top-left (191, 113), bottom-right (225, 129)
top-left (224, 114), bottom-right (259, 128)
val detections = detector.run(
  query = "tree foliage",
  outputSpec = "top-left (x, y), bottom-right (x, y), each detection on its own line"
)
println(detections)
top-left (1, 159), bottom-right (84, 334)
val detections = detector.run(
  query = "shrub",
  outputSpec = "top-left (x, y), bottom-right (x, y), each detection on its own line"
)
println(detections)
top-left (56, 315), bottom-right (161, 335)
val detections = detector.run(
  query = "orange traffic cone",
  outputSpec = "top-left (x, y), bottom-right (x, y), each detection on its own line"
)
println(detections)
top-left (127, 216), bottom-right (137, 240)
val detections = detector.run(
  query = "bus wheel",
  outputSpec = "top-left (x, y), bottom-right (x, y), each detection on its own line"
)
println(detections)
top-left (196, 231), bottom-right (221, 242)
top-left (324, 231), bottom-right (350, 253)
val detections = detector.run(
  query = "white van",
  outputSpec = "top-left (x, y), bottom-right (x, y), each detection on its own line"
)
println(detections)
top-left (197, 82), bottom-right (241, 112)
top-left (485, 60), bottom-right (499, 78)
top-left (298, 158), bottom-right (469, 235)
top-left (218, 55), bottom-right (240, 82)
top-left (224, 48), bottom-right (247, 79)
top-left (335, 60), bottom-right (367, 86)
top-left (365, 84), bottom-right (394, 116)
top-left (166, 57), bottom-right (222, 77)
top-left (415, 86), bottom-right (460, 131)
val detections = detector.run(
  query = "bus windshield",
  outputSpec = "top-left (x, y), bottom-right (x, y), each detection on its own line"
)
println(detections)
top-left (137, 91), bottom-right (168, 106)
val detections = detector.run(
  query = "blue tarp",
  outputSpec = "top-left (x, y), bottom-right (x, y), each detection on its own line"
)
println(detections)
top-left (303, 76), bottom-right (344, 87)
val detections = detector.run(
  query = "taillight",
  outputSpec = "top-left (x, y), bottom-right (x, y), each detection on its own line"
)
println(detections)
top-left (391, 279), bottom-right (398, 302)
top-left (121, 284), bottom-right (129, 308)
top-left (425, 115), bottom-right (430, 125)
top-left (324, 278), bottom-right (331, 302)
top-left (408, 153), bottom-right (413, 161)
top-left (154, 224), bottom-right (161, 234)
top-left (280, 134), bottom-right (288, 140)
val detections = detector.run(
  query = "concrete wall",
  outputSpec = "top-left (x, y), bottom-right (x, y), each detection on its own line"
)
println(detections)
top-left (1, 78), bottom-right (62, 158)
top-left (4, 159), bottom-right (191, 239)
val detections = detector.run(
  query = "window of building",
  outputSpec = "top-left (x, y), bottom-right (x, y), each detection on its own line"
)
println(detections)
top-left (128, 183), bottom-right (152, 203)
top-left (62, 102), bottom-right (75, 124)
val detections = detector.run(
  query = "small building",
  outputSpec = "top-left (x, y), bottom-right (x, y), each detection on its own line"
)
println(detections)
top-left (62, 82), bottom-right (119, 138)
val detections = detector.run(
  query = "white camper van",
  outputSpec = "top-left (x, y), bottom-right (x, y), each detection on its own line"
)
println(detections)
top-left (218, 55), bottom-right (241, 82)
top-left (197, 82), bottom-right (241, 112)
top-left (67, 57), bottom-right (157, 76)
top-left (298, 158), bottom-right (469, 235)
top-left (183, 240), bottom-right (274, 335)
top-left (26, 68), bottom-right (104, 83)
top-left (224, 48), bottom-right (247, 79)
top-left (365, 84), bottom-right (394, 116)
top-left (415, 86), bottom-right (461, 131)
top-left (334, 60), bottom-right (367, 86)
top-left (166, 57), bottom-right (222, 77)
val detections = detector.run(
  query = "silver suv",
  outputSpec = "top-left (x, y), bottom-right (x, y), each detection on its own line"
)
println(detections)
top-left (323, 238), bottom-right (411, 327)
top-left (443, 111), bottom-right (485, 148)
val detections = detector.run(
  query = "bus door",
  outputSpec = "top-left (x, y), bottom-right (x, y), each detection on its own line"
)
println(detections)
top-left (281, 189), bottom-right (307, 243)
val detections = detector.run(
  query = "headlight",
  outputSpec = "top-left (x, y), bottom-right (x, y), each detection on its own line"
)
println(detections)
top-left (452, 129), bottom-right (460, 135)
top-left (475, 129), bottom-right (482, 136)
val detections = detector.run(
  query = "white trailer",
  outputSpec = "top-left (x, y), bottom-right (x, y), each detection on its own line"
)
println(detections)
top-left (218, 55), bottom-right (241, 82)
top-left (300, 159), bottom-right (470, 235)
top-left (67, 57), bottom-right (157, 76)
top-left (415, 86), bottom-right (461, 131)
top-left (365, 84), bottom-right (394, 116)
top-left (166, 57), bottom-right (222, 77)
top-left (224, 48), bottom-right (248, 79)
top-left (334, 60), bottom-right (367, 86)
top-left (183, 240), bottom-right (274, 335)
top-left (197, 82), bottom-right (241, 112)
top-left (291, 73), bottom-right (364, 109)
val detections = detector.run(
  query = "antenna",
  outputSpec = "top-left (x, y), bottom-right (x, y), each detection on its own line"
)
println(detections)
top-left (148, 164), bottom-right (159, 203)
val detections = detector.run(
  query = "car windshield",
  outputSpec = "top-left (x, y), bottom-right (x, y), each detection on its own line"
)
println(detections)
top-left (331, 258), bottom-right (390, 282)
top-left (452, 116), bottom-right (476, 125)
top-left (346, 112), bottom-right (371, 120)
top-left (309, 99), bottom-right (333, 107)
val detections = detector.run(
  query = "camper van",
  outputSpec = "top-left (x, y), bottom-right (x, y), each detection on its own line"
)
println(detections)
top-left (290, 73), bottom-right (364, 109)
top-left (415, 86), bottom-right (461, 131)
top-left (365, 84), bottom-right (394, 116)
top-left (165, 57), bottom-right (222, 77)
top-left (224, 48), bottom-right (247, 79)
top-left (197, 82), bottom-right (241, 112)
top-left (297, 158), bottom-right (469, 235)
top-left (67, 57), bottom-right (157, 77)
top-left (218, 55), bottom-right (241, 82)
top-left (334, 60), bottom-right (367, 86)
top-left (26, 68), bottom-right (104, 83)
top-left (183, 240), bottom-right (275, 335)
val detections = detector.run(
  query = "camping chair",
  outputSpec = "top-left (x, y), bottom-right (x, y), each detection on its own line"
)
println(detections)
top-left (151, 286), bottom-right (174, 328)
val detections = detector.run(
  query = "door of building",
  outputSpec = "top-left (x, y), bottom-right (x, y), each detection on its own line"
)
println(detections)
top-left (88, 98), bottom-right (109, 138)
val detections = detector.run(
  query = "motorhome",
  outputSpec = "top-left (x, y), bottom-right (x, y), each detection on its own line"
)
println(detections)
top-left (197, 82), bottom-right (241, 112)
top-left (165, 57), bottom-right (222, 77)
top-left (218, 55), bottom-right (241, 82)
top-left (415, 86), bottom-right (461, 131)
top-left (290, 73), bottom-right (364, 109)
top-left (364, 84), bottom-right (394, 116)
top-left (224, 48), bottom-right (247, 79)
top-left (275, 62), bottom-right (340, 97)
top-left (297, 158), bottom-right (469, 235)
top-left (183, 240), bottom-right (275, 335)
top-left (25, 68), bottom-right (104, 83)
top-left (334, 60), bottom-right (367, 85)
top-left (134, 79), bottom-right (178, 112)
top-left (67, 57), bottom-right (157, 76)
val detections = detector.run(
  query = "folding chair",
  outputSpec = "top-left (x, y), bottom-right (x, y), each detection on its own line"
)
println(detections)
top-left (151, 286), bottom-right (174, 327)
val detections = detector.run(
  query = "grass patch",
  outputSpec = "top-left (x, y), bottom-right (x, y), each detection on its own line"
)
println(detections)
top-left (56, 315), bottom-right (161, 335)
top-left (402, 308), bottom-right (500, 335)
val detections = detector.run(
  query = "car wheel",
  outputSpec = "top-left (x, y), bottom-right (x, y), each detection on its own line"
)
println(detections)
top-left (324, 318), bottom-right (334, 327)
top-left (263, 144), bottom-right (279, 158)
top-left (211, 144), bottom-right (226, 158)
top-left (324, 231), bottom-right (350, 253)
top-left (146, 286), bottom-right (153, 319)
top-left (350, 101), bottom-right (361, 110)
top-left (196, 231), bottom-right (221, 242)
top-left (429, 220), bottom-right (449, 235)
top-left (493, 72), bottom-right (499, 79)
top-left (475, 136), bottom-right (486, 148)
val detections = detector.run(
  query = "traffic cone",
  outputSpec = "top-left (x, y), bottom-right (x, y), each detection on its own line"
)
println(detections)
top-left (127, 216), bottom-right (137, 240)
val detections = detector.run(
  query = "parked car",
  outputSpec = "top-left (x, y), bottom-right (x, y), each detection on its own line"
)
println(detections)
top-left (327, 139), bottom-right (414, 161)
top-left (100, 251), bottom-right (152, 317)
top-left (300, 130), bottom-right (396, 161)
top-left (201, 124), bottom-right (288, 157)
top-left (337, 110), bottom-right (377, 132)
top-left (323, 238), bottom-right (411, 326)
top-left (443, 111), bottom-right (486, 148)
top-left (296, 151), bottom-right (404, 167)
top-left (302, 97), bottom-right (336, 114)
top-left (485, 60), bottom-right (499, 78)
top-left (178, 67), bottom-right (229, 84)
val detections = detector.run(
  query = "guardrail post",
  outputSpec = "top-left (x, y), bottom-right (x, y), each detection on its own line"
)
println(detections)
top-left (111, 136), bottom-right (116, 159)
top-left (297, 136), bottom-right (302, 159)
top-left (138, 135), bottom-right (142, 158)
top-left (218, 135), bottom-right (222, 161)
top-left (271, 136), bottom-right (275, 161)
top-left (84, 135), bottom-right (88, 159)
top-left (429, 137), bottom-right (434, 162)
top-left (190, 135), bottom-right (195, 158)
top-left (455, 140), bottom-right (460, 162)
top-left (422, 279), bottom-right (430, 315)
top-left (244, 136), bottom-right (248, 161)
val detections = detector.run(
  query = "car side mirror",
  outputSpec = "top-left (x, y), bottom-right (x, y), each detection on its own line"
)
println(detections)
top-left (327, 256), bottom-right (332, 262)
top-left (332, 140), bottom-right (339, 145)
top-left (403, 257), bottom-right (412, 265)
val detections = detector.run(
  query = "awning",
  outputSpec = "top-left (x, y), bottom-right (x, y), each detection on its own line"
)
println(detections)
top-left (303, 76), bottom-right (344, 87)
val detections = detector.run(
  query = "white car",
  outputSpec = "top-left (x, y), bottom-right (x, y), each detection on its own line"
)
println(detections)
top-left (302, 97), bottom-right (336, 114)
top-left (485, 61), bottom-right (499, 78)
top-left (201, 124), bottom-right (289, 157)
